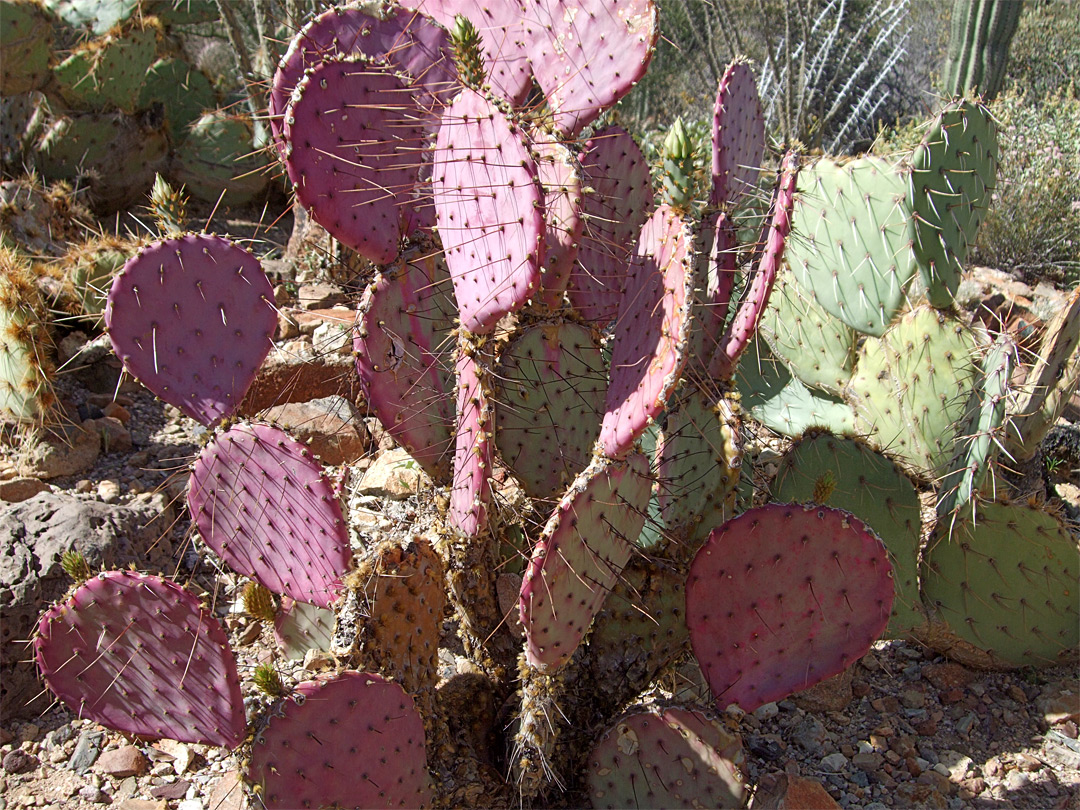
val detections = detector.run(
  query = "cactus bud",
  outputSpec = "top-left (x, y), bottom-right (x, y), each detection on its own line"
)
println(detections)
top-left (253, 662), bottom-right (287, 697)
top-left (813, 470), bottom-right (837, 504)
top-left (662, 117), bottom-right (696, 212)
top-left (148, 174), bottom-right (187, 236)
top-left (61, 550), bottom-right (92, 584)
top-left (450, 14), bottom-right (486, 90)
top-left (242, 582), bottom-right (278, 624)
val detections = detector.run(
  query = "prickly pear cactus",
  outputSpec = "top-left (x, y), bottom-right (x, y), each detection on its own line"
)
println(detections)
top-left (0, 248), bottom-right (55, 422)
top-left (1, 0), bottom-right (54, 95)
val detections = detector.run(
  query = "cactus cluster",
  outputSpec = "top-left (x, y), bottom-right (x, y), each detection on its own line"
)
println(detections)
top-left (26, 1), bottom-right (1078, 808)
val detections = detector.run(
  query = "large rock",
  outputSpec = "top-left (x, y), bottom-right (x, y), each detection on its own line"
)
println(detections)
top-left (260, 396), bottom-right (369, 465)
top-left (239, 339), bottom-right (363, 415)
top-left (0, 492), bottom-right (174, 719)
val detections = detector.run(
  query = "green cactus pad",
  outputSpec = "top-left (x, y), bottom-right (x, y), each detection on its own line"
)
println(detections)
top-left (494, 322), bottom-right (606, 500)
top-left (170, 111), bottom-right (269, 205)
top-left (53, 25), bottom-right (158, 113)
top-left (759, 269), bottom-right (857, 394)
top-left (43, 0), bottom-right (139, 35)
top-left (273, 597), bottom-right (335, 661)
top-left (921, 500), bottom-right (1079, 669)
top-left (138, 58), bottom-right (217, 141)
top-left (587, 705), bottom-right (746, 809)
top-left (936, 332), bottom-right (1014, 527)
top-left (737, 338), bottom-right (857, 438)
top-left (847, 306), bottom-right (980, 477)
top-left (786, 155), bottom-right (916, 337)
top-left (0, 251), bottom-right (54, 422)
top-left (909, 100), bottom-right (998, 308)
top-left (770, 432), bottom-right (924, 637)
top-left (1, 0), bottom-right (54, 95)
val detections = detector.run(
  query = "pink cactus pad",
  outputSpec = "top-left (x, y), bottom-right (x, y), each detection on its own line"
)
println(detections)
top-left (406, 0), bottom-right (532, 104)
top-left (711, 60), bottom-right (766, 210)
top-left (568, 126), bottom-right (654, 325)
top-left (432, 87), bottom-right (545, 333)
top-left (524, 0), bottom-right (658, 136)
top-left (450, 345), bottom-right (492, 537)
top-left (35, 571), bottom-right (246, 749)
top-left (249, 671), bottom-right (434, 809)
top-left (519, 452), bottom-right (651, 670)
top-left (104, 234), bottom-right (276, 426)
top-left (188, 422), bottom-right (351, 608)
top-left (270, 4), bottom-right (456, 155)
top-left (284, 57), bottom-right (428, 265)
top-left (598, 204), bottom-right (695, 459)
top-left (688, 210), bottom-right (738, 366)
top-left (687, 503), bottom-right (893, 711)
top-left (710, 151), bottom-right (799, 379)
top-left (354, 252), bottom-right (457, 482)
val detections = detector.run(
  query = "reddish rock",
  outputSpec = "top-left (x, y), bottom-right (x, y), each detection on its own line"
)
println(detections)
top-left (150, 780), bottom-right (191, 800)
top-left (239, 342), bottom-right (362, 415)
top-left (86, 416), bottom-right (133, 454)
top-left (779, 775), bottom-right (841, 809)
top-left (261, 396), bottom-right (369, 465)
top-left (208, 770), bottom-right (248, 810)
top-left (794, 668), bottom-right (854, 712)
top-left (0, 477), bottom-right (50, 502)
top-left (96, 745), bottom-right (147, 778)
top-left (2, 748), bottom-right (39, 773)
top-left (102, 402), bottom-right (131, 423)
top-left (923, 662), bottom-right (975, 690)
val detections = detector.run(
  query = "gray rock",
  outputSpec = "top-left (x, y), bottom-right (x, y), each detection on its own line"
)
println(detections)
top-left (820, 752), bottom-right (849, 773)
top-left (16, 422), bottom-right (100, 479)
top-left (1, 492), bottom-right (175, 719)
top-left (791, 715), bottom-right (828, 755)
top-left (69, 730), bottom-right (104, 773)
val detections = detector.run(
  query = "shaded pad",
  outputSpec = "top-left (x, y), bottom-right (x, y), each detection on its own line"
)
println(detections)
top-left (450, 347), bottom-right (492, 538)
top-left (532, 130), bottom-right (584, 307)
top-left (274, 597), bottom-right (336, 661)
top-left (600, 205), bottom-right (694, 458)
top-left (687, 503), bottom-right (893, 711)
top-left (787, 156), bottom-right (916, 337)
top-left (189, 422), bottom-right (351, 608)
top-left (524, 0), bottom-right (658, 137)
top-left (493, 321), bottom-right (605, 499)
top-left (432, 87), bottom-right (544, 334)
top-left (270, 3), bottom-right (455, 151)
top-left (284, 58), bottom-right (427, 265)
top-left (587, 705), bottom-right (745, 810)
top-left (520, 452), bottom-right (651, 670)
top-left (105, 234), bottom-right (275, 426)
top-left (35, 571), bottom-right (245, 748)
top-left (770, 433), bottom-right (923, 637)
top-left (249, 671), bottom-right (433, 809)
top-left (687, 211), bottom-right (738, 369)
top-left (921, 501), bottom-right (1079, 669)
top-left (568, 126), bottom-right (654, 325)
top-left (711, 60), bottom-right (765, 210)
top-left (354, 252), bottom-right (457, 482)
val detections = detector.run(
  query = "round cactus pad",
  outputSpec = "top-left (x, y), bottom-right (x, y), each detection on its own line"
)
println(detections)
top-left (284, 57), bottom-right (427, 265)
top-left (35, 571), bottom-right (245, 749)
top-left (520, 452), bottom-right (651, 670)
top-left (587, 705), bottom-right (746, 809)
top-left (105, 235), bottom-right (275, 426)
top-left (599, 204), bottom-right (694, 458)
top-left (249, 671), bottom-right (434, 809)
top-left (188, 422), bottom-right (351, 608)
top-left (687, 503), bottom-right (893, 711)
top-left (432, 87), bottom-right (544, 334)
top-left (921, 501), bottom-right (1079, 669)
top-left (354, 253), bottom-right (457, 482)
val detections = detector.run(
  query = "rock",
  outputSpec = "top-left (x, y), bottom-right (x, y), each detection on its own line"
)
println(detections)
top-left (207, 770), bottom-right (247, 810)
top-left (312, 320), bottom-right (354, 356)
top-left (755, 774), bottom-right (841, 809)
top-left (260, 396), bottom-right (369, 465)
top-left (85, 416), bottom-right (133, 455)
top-left (754, 702), bottom-right (779, 720)
top-left (102, 402), bottom-right (131, 423)
top-left (791, 715), bottom-right (827, 755)
top-left (297, 282), bottom-right (346, 309)
top-left (0, 478), bottom-right (50, 502)
top-left (1038, 684), bottom-right (1079, 726)
top-left (69, 730), bottom-right (104, 773)
top-left (96, 745), bottom-right (147, 778)
top-left (820, 753), bottom-right (848, 773)
top-left (79, 786), bottom-right (110, 803)
top-left (0, 492), bottom-right (175, 719)
top-left (2, 749), bottom-right (38, 774)
top-left (97, 479), bottom-right (121, 504)
top-left (178, 800), bottom-right (204, 810)
top-left (239, 340), bottom-right (362, 415)
top-left (150, 780), bottom-right (191, 800)
top-left (116, 801), bottom-right (167, 810)
top-left (15, 422), bottom-right (100, 479)
top-left (923, 662), bottom-right (975, 690)
top-left (794, 668), bottom-right (854, 712)
top-left (357, 448), bottom-right (431, 499)
top-left (852, 752), bottom-right (884, 771)
top-left (156, 739), bottom-right (193, 775)
top-left (900, 688), bottom-right (926, 709)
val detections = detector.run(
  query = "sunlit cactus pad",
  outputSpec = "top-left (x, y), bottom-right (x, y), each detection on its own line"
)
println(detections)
top-left (921, 500), bottom-right (1079, 669)
top-left (687, 503), bottom-right (893, 711)
top-left (35, 571), bottom-right (245, 749)
top-left (188, 422), bottom-right (351, 608)
top-left (587, 705), bottom-right (746, 809)
top-left (248, 671), bottom-right (434, 809)
top-left (104, 234), bottom-right (276, 425)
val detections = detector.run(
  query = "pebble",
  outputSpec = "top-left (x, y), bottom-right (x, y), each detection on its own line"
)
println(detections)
top-left (821, 752), bottom-right (849, 773)
top-left (754, 702), bottom-right (779, 721)
top-left (97, 479), bottom-right (121, 503)
top-left (96, 745), bottom-right (147, 778)
top-left (1, 750), bottom-right (38, 774)
top-left (69, 731), bottom-right (104, 773)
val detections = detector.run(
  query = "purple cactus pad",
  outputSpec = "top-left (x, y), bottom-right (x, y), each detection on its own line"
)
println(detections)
top-left (104, 234), bottom-right (276, 426)
top-left (711, 61), bottom-right (766, 210)
top-left (686, 503), bottom-right (893, 711)
top-left (35, 571), bottom-right (246, 749)
top-left (450, 346), bottom-right (492, 537)
top-left (432, 87), bottom-right (545, 333)
top-left (188, 422), bottom-right (351, 608)
top-left (532, 130), bottom-right (584, 309)
top-left (248, 671), bottom-right (434, 808)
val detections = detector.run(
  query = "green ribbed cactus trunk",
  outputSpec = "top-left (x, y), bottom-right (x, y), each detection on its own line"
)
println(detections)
top-left (943, 0), bottom-right (1023, 101)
